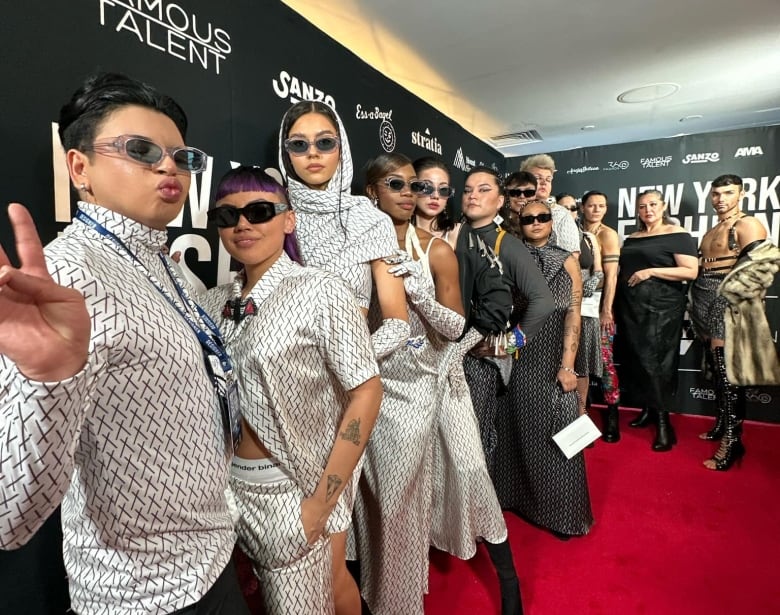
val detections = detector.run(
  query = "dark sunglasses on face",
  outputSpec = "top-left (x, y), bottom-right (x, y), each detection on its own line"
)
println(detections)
top-left (382, 177), bottom-right (431, 194)
top-left (85, 135), bottom-right (208, 173)
top-left (507, 188), bottom-right (536, 198)
top-left (420, 182), bottom-right (455, 198)
top-left (207, 200), bottom-right (289, 228)
top-left (566, 205), bottom-right (579, 212)
top-left (283, 136), bottom-right (340, 156)
top-left (519, 212), bottom-right (553, 225)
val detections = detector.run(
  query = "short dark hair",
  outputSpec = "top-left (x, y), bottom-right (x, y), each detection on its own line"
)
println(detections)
top-left (465, 166), bottom-right (505, 196)
top-left (413, 156), bottom-right (450, 177)
top-left (58, 72), bottom-right (188, 151)
top-left (505, 171), bottom-right (537, 189)
top-left (555, 192), bottom-right (576, 202)
top-left (582, 190), bottom-right (608, 205)
top-left (712, 174), bottom-right (743, 189)
top-left (364, 152), bottom-right (413, 188)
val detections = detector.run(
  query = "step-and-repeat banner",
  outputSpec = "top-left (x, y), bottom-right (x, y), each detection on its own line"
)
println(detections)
top-left (508, 127), bottom-right (780, 421)
top-left (0, 0), bottom-right (503, 292)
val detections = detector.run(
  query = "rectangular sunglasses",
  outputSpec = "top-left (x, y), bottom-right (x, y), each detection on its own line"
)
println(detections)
top-left (519, 212), bottom-right (553, 225)
top-left (207, 200), bottom-right (289, 227)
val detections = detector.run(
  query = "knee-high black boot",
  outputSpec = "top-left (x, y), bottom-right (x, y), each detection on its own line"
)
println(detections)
top-left (484, 540), bottom-right (523, 615)
top-left (700, 347), bottom-right (727, 440)
top-left (706, 383), bottom-right (746, 471)
top-left (601, 404), bottom-right (620, 443)
top-left (652, 408), bottom-right (677, 452)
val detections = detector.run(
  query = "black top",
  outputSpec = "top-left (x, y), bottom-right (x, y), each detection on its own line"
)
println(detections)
top-left (619, 232), bottom-right (698, 288)
top-left (579, 231), bottom-right (594, 271)
top-left (455, 222), bottom-right (513, 335)
top-left (471, 223), bottom-right (555, 340)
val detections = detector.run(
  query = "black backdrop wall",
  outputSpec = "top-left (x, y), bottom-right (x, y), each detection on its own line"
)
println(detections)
top-left (507, 127), bottom-right (780, 422)
top-left (1, 1), bottom-right (777, 421)
top-left (0, 0), bottom-right (503, 291)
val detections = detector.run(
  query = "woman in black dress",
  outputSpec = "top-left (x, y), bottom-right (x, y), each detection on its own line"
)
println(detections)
top-left (615, 190), bottom-right (698, 451)
top-left (494, 200), bottom-right (593, 538)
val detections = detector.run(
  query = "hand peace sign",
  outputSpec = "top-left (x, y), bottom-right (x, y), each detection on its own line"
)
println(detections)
top-left (0, 204), bottom-right (90, 381)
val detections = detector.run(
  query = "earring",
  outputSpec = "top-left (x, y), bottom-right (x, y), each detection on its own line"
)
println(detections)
top-left (80, 182), bottom-right (88, 192)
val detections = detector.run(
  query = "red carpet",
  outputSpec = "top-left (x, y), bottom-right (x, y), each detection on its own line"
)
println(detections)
top-left (424, 409), bottom-right (780, 615)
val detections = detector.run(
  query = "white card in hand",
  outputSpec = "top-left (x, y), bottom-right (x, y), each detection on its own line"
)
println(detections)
top-left (552, 414), bottom-right (602, 459)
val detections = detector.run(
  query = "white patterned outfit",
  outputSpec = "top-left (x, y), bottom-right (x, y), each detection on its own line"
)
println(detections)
top-left (0, 203), bottom-right (235, 615)
top-left (352, 229), bottom-right (465, 615)
top-left (429, 326), bottom-right (508, 557)
top-left (202, 254), bottom-right (378, 615)
top-left (279, 108), bottom-right (399, 311)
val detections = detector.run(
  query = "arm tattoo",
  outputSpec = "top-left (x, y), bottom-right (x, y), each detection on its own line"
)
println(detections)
top-left (326, 474), bottom-right (343, 502)
top-left (570, 289), bottom-right (582, 309)
top-left (340, 418), bottom-right (361, 445)
top-left (602, 254), bottom-right (620, 263)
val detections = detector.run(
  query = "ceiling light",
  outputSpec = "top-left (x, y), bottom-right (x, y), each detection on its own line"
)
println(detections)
top-left (679, 114), bottom-right (703, 122)
top-left (617, 83), bottom-right (679, 104)
top-left (580, 125), bottom-right (596, 130)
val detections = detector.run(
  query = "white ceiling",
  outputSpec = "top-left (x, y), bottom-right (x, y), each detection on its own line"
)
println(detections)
top-left (282, 0), bottom-right (780, 157)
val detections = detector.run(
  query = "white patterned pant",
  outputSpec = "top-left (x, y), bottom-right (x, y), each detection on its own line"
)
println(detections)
top-left (230, 476), bottom-right (334, 615)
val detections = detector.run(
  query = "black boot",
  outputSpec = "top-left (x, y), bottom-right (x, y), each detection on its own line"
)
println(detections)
top-left (652, 409), bottom-right (677, 451)
top-left (601, 404), bottom-right (620, 443)
top-left (705, 387), bottom-right (746, 471)
top-left (701, 347), bottom-right (728, 441)
top-left (484, 540), bottom-right (524, 615)
top-left (629, 405), bottom-right (654, 428)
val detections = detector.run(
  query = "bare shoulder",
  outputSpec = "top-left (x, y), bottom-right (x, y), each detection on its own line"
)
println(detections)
top-left (597, 225), bottom-right (620, 249)
top-left (735, 215), bottom-right (768, 239)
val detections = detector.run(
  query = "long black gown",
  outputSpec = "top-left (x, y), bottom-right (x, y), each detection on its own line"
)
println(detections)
top-left (615, 232), bottom-right (698, 411)
top-left (493, 244), bottom-right (593, 536)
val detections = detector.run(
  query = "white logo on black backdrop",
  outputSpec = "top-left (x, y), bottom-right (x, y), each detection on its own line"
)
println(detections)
top-left (689, 388), bottom-right (716, 401)
top-left (604, 160), bottom-right (630, 171)
top-left (682, 152), bottom-right (720, 164)
top-left (735, 146), bottom-right (764, 157)
top-left (567, 165), bottom-right (600, 175)
top-left (411, 128), bottom-right (442, 155)
top-left (453, 147), bottom-right (475, 172)
top-left (273, 70), bottom-right (336, 108)
top-left (98, 0), bottom-right (232, 75)
top-left (641, 156), bottom-right (673, 168)
top-left (355, 104), bottom-right (396, 152)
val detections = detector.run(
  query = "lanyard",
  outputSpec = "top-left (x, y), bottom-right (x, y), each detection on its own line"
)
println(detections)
top-left (75, 209), bottom-right (232, 371)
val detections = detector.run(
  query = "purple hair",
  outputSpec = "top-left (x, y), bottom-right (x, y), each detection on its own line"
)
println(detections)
top-left (215, 165), bottom-right (302, 264)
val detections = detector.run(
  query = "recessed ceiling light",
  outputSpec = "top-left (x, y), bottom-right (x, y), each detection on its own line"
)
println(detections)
top-left (679, 114), bottom-right (703, 122)
top-left (617, 83), bottom-right (679, 104)
top-left (581, 125), bottom-right (596, 130)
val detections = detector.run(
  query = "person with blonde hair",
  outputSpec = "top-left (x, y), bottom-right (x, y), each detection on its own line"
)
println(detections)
top-left (519, 154), bottom-right (579, 256)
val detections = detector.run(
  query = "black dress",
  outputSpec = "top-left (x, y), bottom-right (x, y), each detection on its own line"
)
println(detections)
top-left (493, 244), bottom-right (593, 536)
top-left (615, 232), bottom-right (697, 411)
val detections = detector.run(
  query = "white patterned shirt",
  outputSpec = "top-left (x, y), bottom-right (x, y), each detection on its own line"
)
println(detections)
top-left (551, 203), bottom-right (581, 253)
top-left (0, 203), bottom-right (234, 615)
top-left (202, 254), bottom-right (378, 531)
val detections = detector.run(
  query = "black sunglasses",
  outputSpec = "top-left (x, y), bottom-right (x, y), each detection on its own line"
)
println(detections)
top-left (507, 188), bottom-right (536, 198)
top-left (207, 200), bottom-right (289, 228)
top-left (382, 177), bottom-right (431, 194)
top-left (519, 212), bottom-right (553, 225)
top-left (566, 205), bottom-right (579, 212)
top-left (283, 136), bottom-right (340, 156)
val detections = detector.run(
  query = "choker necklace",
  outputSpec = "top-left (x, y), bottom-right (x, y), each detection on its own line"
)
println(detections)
top-left (717, 210), bottom-right (742, 225)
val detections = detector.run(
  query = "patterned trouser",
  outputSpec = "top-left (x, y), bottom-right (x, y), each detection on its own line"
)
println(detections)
top-left (463, 354), bottom-right (503, 477)
top-left (600, 325), bottom-right (620, 405)
top-left (230, 477), bottom-right (334, 615)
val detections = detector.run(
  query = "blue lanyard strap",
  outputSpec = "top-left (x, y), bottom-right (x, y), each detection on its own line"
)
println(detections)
top-left (75, 209), bottom-right (231, 370)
